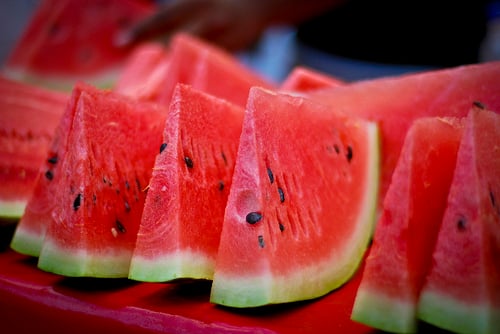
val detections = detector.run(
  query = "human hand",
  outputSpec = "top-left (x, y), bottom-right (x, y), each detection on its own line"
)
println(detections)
top-left (115, 0), bottom-right (272, 51)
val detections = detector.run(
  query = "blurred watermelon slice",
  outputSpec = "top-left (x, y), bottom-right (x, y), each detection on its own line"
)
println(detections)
top-left (2, 0), bottom-right (155, 90)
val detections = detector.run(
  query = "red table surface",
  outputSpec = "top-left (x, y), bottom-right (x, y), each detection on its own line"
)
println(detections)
top-left (0, 222), bottom-right (376, 334)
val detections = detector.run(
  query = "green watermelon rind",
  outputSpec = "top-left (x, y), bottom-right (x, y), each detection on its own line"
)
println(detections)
top-left (418, 289), bottom-right (497, 334)
top-left (129, 251), bottom-right (215, 282)
top-left (210, 123), bottom-right (380, 307)
top-left (0, 200), bottom-right (26, 220)
top-left (38, 239), bottom-right (133, 278)
top-left (351, 288), bottom-right (417, 333)
top-left (3, 67), bottom-right (120, 92)
top-left (9, 228), bottom-right (42, 257)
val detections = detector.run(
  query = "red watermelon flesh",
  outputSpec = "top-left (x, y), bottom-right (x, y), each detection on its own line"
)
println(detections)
top-left (0, 76), bottom-right (68, 219)
top-left (280, 66), bottom-right (344, 93)
top-left (351, 116), bottom-right (465, 333)
top-left (34, 83), bottom-right (166, 278)
top-left (309, 61), bottom-right (500, 212)
top-left (11, 84), bottom-right (85, 256)
top-left (155, 33), bottom-right (276, 107)
top-left (113, 42), bottom-right (171, 101)
top-left (2, 0), bottom-right (155, 90)
top-left (129, 83), bottom-right (245, 282)
top-left (417, 105), bottom-right (500, 334)
top-left (210, 87), bottom-right (380, 307)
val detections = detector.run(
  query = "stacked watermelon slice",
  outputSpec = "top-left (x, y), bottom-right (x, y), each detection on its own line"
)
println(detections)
top-left (1, 1), bottom-right (499, 333)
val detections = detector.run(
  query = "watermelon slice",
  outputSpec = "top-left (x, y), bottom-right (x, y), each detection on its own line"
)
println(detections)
top-left (351, 116), bottom-right (465, 332)
top-left (309, 61), bottom-right (500, 211)
top-left (2, 0), bottom-right (155, 90)
top-left (35, 83), bottom-right (166, 277)
top-left (0, 76), bottom-right (68, 219)
top-left (155, 33), bottom-right (276, 107)
top-left (280, 66), bottom-right (344, 93)
top-left (113, 42), bottom-right (171, 101)
top-left (129, 83), bottom-right (244, 282)
top-left (10, 83), bottom-right (86, 257)
top-left (417, 105), bottom-right (500, 334)
top-left (210, 87), bottom-right (380, 307)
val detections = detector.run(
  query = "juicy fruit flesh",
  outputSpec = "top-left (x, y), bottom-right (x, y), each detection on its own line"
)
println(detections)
top-left (211, 87), bottom-right (380, 307)
top-left (0, 76), bottom-right (68, 218)
top-left (129, 84), bottom-right (244, 282)
top-left (417, 107), bottom-right (500, 334)
top-left (351, 116), bottom-right (464, 333)
top-left (34, 84), bottom-right (166, 278)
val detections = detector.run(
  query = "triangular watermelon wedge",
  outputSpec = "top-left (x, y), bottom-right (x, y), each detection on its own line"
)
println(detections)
top-left (351, 116), bottom-right (465, 332)
top-left (155, 33), bottom-right (276, 107)
top-left (309, 61), bottom-right (500, 211)
top-left (2, 0), bottom-right (155, 90)
top-left (280, 66), bottom-right (344, 93)
top-left (113, 42), bottom-right (171, 101)
top-left (210, 87), bottom-right (380, 307)
top-left (34, 83), bottom-right (166, 277)
top-left (417, 105), bottom-right (500, 334)
top-left (129, 83), bottom-right (244, 282)
top-left (0, 76), bottom-right (68, 219)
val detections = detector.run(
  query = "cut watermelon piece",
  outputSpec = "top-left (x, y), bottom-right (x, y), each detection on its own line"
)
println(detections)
top-left (309, 61), bottom-right (500, 211)
top-left (351, 116), bottom-right (465, 333)
top-left (155, 33), bottom-right (276, 107)
top-left (2, 0), bottom-right (155, 90)
top-left (113, 42), bottom-right (171, 101)
top-left (129, 83), bottom-right (244, 282)
top-left (0, 76), bottom-right (68, 219)
top-left (210, 87), bottom-right (380, 307)
top-left (280, 66), bottom-right (344, 93)
top-left (417, 105), bottom-right (500, 334)
top-left (11, 84), bottom-right (86, 256)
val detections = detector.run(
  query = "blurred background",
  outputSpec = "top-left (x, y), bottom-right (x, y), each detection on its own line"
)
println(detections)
top-left (1, 0), bottom-right (499, 83)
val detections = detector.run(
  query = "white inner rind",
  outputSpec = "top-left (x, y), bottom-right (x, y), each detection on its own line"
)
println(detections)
top-left (210, 123), bottom-right (380, 307)
top-left (0, 200), bottom-right (26, 219)
top-left (418, 290), bottom-right (498, 334)
top-left (129, 251), bottom-right (215, 282)
top-left (38, 239), bottom-right (133, 278)
top-left (351, 288), bottom-right (417, 333)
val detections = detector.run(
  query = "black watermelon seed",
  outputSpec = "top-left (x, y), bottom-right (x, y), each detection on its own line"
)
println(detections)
top-left (159, 142), bottom-right (168, 153)
top-left (73, 194), bottom-right (82, 211)
top-left (267, 167), bottom-right (274, 184)
top-left (218, 180), bottom-right (225, 191)
top-left (221, 152), bottom-right (228, 165)
top-left (47, 155), bottom-right (58, 164)
top-left (457, 217), bottom-right (467, 231)
top-left (278, 187), bottom-right (285, 203)
top-left (124, 200), bottom-right (130, 212)
top-left (473, 101), bottom-right (486, 109)
top-left (45, 170), bottom-right (54, 180)
top-left (258, 235), bottom-right (265, 248)
top-left (346, 145), bottom-right (353, 163)
top-left (490, 190), bottom-right (496, 208)
top-left (246, 212), bottom-right (262, 224)
top-left (279, 222), bottom-right (285, 232)
top-left (125, 180), bottom-right (130, 190)
top-left (184, 156), bottom-right (194, 168)
top-left (115, 220), bottom-right (126, 233)
top-left (334, 144), bottom-right (340, 154)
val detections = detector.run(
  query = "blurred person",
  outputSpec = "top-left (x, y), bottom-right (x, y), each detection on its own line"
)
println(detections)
top-left (117, 0), bottom-right (491, 81)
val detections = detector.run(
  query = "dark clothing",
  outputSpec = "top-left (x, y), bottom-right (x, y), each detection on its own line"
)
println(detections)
top-left (297, 0), bottom-right (488, 67)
